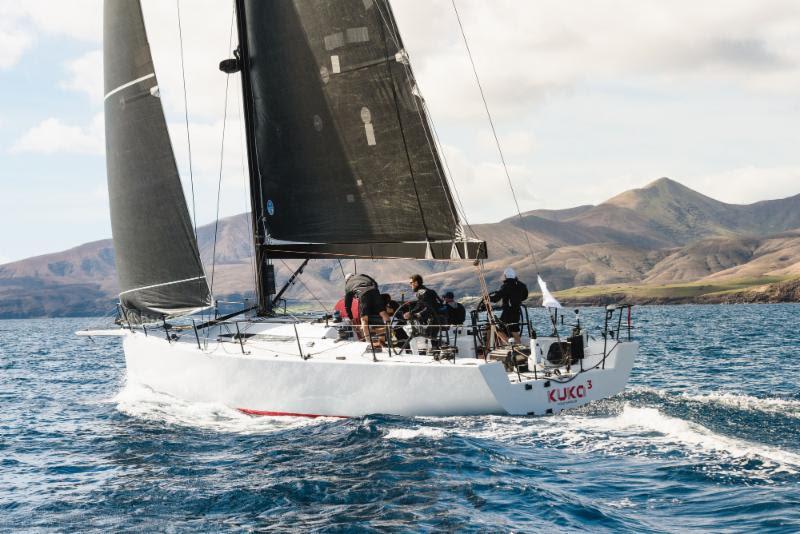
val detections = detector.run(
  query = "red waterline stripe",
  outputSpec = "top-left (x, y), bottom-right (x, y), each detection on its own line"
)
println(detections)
top-left (238, 408), bottom-right (347, 419)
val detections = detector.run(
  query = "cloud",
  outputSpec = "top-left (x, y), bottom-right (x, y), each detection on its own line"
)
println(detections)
top-left (440, 143), bottom-right (541, 224)
top-left (0, 0), bottom-right (101, 70)
top-left (11, 114), bottom-right (103, 155)
top-left (0, 18), bottom-right (33, 69)
top-left (688, 166), bottom-right (800, 205)
top-left (7, 0), bottom-right (800, 230)
top-left (393, 0), bottom-right (800, 120)
top-left (0, 0), bottom-right (101, 43)
top-left (60, 49), bottom-right (103, 102)
top-left (142, 0), bottom-right (237, 120)
top-left (478, 130), bottom-right (536, 158)
top-left (166, 101), bottom-right (253, 226)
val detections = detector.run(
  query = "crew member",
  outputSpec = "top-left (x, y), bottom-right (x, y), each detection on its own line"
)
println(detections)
top-left (333, 296), bottom-right (359, 325)
top-left (344, 273), bottom-right (390, 340)
top-left (403, 274), bottom-right (443, 350)
top-left (489, 267), bottom-right (528, 345)
top-left (441, 291), bottom-right (466, 326)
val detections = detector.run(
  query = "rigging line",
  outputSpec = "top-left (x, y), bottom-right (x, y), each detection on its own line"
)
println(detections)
top-left (277, 259), bottom-right (330, 314)
top-left (372, 6), bottom-right (472, 238)
top-left (376, 5), bottom-right (432, 243)
top-left (372, 3), bottom-right (478, 243)
top-left (420, 97), bottom-right (477, 238)
top-left (176, 0), bottom-right (198, 243)
top-left (209, 4), bottom-right (237, 297)
top-left (372, 2), bottom-right (466, 240)
top-left (450, 0), bottom-right (540, 270)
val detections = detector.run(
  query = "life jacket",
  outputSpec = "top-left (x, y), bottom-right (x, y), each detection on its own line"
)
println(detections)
top-left (510, 279), bottom-right (529, 305)
top-left (491, 278), bottom-right (528, 311)
top-left (413, 286), bottom-right (442, 323)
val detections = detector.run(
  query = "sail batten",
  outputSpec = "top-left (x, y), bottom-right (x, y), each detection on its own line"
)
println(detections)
top-left (104, 73), bottom-right (156, 101)
top-left (104, 0), bottom-right (211, 322)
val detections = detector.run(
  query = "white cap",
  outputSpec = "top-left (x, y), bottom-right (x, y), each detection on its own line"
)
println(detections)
top-left (503, 267), bottom-right (516, 279)
top-left (345, 272), bottom-right (355, 281)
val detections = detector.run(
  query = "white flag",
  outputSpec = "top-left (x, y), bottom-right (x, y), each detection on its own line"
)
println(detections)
top-left (537, 275), bottom-right (562, 309)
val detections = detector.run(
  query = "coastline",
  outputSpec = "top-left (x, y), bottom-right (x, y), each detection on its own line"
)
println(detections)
top-left (2, 277), bottom-right (797, 320)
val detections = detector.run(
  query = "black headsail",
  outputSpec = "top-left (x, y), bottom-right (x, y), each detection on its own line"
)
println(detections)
top-left (104, 0), bottom-right (211, 322)
top-left (235, 0), bottom-right (486, 262)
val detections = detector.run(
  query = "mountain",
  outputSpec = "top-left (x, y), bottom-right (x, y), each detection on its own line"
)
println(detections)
top-left (517, 177), bottom-right (800, 247)
top-left (2, 178), bottom-right (799, 317)
top-left (0, 240), bottom-right (117, 317)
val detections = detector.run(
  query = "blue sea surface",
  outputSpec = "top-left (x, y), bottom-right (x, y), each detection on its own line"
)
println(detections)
top-left (1, 304), bottom-right (799, 532)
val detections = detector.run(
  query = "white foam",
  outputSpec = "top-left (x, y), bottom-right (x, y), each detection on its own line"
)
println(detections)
top-left (573, 404), bottom-right (800, 474)
top-left (628, 385), bottom-right (800, 418)
top-left (681, 391), bottom-right (800, 417)
top-left (439, 404), bottom-right (800, 478)
top-left (606, 497), bottom-right (636, 509)
top-left (384, 427), bottom-right (446, 440)
top-left (112, 381), bottom-right (334, 434)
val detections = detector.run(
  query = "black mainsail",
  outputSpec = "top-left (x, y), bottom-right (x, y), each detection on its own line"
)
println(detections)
top-left (235, 0), bottom-right (486, 262)
top-left (104, 0), bottom-right (211, 322)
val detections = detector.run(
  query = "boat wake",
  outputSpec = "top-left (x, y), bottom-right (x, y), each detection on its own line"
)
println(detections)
top-left (383, 426), bottom-right (447, 441)
top-left (113, 381), bottom-right (335, 434)
top-left (115, 377), bottom-right (800, 479)
top-left (626, 385), bottom-right (800, 418)
top-left (576, 404), bottom-right (800, 474)
top-left (391, 390), bottom-right (800, 480)
top-left (680, 390), bottom-right (800, 418)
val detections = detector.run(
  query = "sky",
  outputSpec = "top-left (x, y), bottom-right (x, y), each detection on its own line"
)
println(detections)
top-left (1, 0), bottom-right (799, 264)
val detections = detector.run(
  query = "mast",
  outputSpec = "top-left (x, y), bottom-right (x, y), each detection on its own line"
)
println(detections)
top-left (231, 0), bottom-right (274, 316)
top-left (226, 0), bottom-right (488, 312)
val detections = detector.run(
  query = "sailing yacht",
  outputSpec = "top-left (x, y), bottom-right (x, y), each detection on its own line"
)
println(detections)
top-left (83, 0), bottom-right (637, 417)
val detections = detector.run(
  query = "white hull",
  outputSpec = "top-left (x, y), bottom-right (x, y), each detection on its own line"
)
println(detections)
top-left (119, 320), bottom-right (637, 417)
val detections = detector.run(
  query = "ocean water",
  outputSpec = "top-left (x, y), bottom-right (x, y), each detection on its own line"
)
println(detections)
top-left (1, 304), bottom-right (799, 532)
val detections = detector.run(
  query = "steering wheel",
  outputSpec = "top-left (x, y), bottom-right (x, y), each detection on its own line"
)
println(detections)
top-left (388, 301), bottom-right (426, 355)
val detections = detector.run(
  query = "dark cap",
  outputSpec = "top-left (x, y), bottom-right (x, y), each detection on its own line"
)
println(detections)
top-left (443, 291), bottom-right (454, 299)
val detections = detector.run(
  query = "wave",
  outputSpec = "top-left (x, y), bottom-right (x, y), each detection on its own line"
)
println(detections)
top-left (424, 403), bottom-right (800, 479)
top-left (679, 391), bottom-right (800, 417)
top-left (592, 404), bottom-right (800, 473)
top-left (625, 385), bottom-right (800, 417)
top-left (112, 381), bottom-right (335, 435)
top-left (384, 427), bottom-right (447, 440)
top-left (111, 380), bottom-right (800, 476)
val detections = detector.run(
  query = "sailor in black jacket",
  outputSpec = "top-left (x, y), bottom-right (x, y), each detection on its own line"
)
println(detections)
top-left (441, 291), bottom-right (466, 325)
top-left (344, 273), bottom-right (389, 339)
top-left (403, 274), bottom-right (443, 348)
top-left (489, 267), bottom-right (528, 345)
